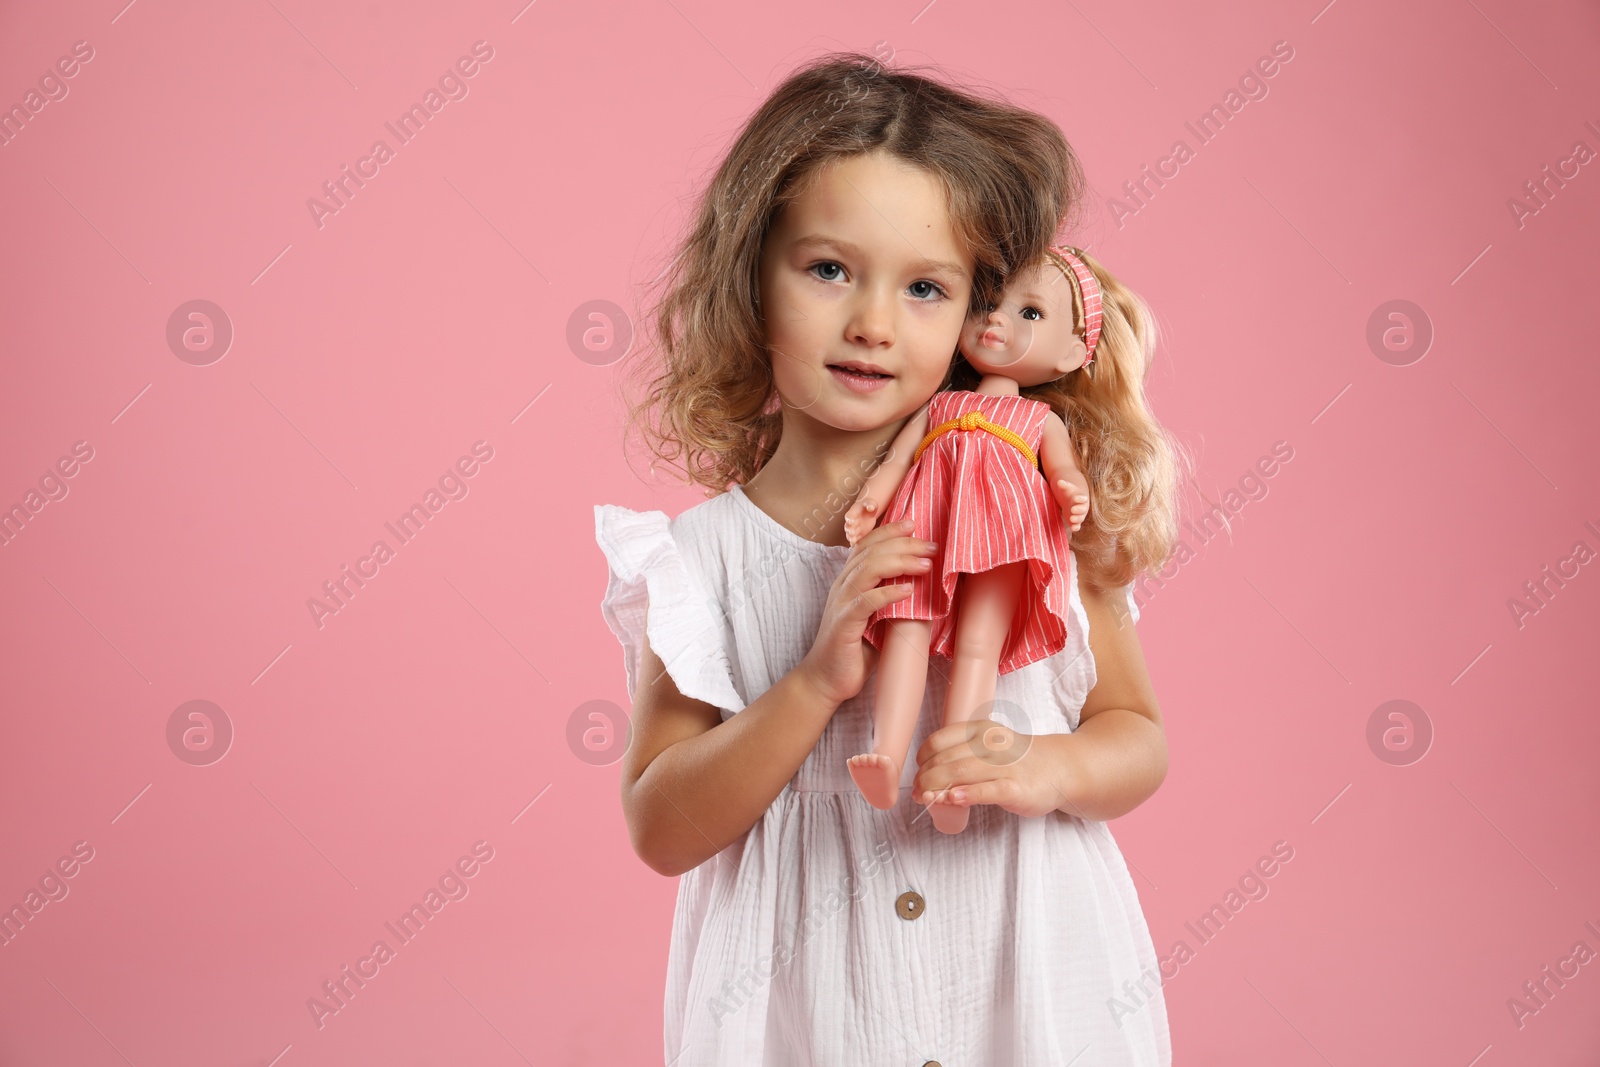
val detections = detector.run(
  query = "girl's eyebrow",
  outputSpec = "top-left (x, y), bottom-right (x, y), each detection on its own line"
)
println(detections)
top-left (793, 235), bottom-right (968, 280)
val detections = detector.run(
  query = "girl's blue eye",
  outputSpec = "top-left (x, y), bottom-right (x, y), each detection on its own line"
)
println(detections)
top-left (808, 262), bottom-right (947, 300)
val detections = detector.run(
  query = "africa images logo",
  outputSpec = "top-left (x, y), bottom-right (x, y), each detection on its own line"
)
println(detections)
top-left (307, 41), bottom-right (495, 230)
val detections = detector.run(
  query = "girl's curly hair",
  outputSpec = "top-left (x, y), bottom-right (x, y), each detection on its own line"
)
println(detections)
top-left (620, 51), bottom-right (1080, 483)
top-left (618, 50), bottom-right (1185, 588)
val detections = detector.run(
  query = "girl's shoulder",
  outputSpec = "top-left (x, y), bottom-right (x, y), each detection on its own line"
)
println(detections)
top-left (593, 490), bottom-right (742, 586)
top-left (596, 482), bottom-right (853, 599)
top-left (592, 491), bottom-right (748, 713)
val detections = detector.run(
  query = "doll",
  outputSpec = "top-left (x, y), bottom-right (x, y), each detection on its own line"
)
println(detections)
top-left (843, 244), bottom-right (1104, 834)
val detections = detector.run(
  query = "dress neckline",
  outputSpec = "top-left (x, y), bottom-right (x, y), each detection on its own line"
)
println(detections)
top-left (729, 484), bottom-right (853, 557)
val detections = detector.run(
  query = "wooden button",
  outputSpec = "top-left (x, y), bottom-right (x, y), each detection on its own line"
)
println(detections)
top-left (895, 890), bottom-right (925, 920)
top-left (921, 1061), bottom-right (942, 1067)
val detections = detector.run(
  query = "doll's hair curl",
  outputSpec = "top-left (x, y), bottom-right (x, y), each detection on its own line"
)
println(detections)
top-left (948, 246), bottom-right (1192, 592)
top-left (619, 50), bottom-right (1085, 493)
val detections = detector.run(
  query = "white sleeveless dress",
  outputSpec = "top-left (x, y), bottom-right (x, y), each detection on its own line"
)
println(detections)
top-left (594, 484), bottom-right (1172, 1067)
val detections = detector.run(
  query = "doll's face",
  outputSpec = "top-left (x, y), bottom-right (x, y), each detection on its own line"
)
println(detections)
top-left (757, 149), bottom-right (973, 435)
top-left (957, 260), bottom-right (1088, 388)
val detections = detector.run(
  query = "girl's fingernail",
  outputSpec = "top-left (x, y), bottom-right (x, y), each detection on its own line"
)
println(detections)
top-left (952, 789), bottom-right (967, 802)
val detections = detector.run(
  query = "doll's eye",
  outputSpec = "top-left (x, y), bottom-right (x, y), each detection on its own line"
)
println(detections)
top-left (1020, 306), bottom-right (1042, 321)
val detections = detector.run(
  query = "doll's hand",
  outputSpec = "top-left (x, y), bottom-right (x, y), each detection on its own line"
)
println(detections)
top-left (844, 495), bottom-right (883, 546)
top-left (911, 720), bottom-right (1073, 821)
top-left (1049, 474), bottom-right (1091, 533)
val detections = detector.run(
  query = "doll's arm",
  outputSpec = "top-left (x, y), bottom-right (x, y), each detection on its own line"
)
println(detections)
top-left (1038, 412), bottom-right (1091, 533)
top-left (844, 401), bottom-right (932, 545)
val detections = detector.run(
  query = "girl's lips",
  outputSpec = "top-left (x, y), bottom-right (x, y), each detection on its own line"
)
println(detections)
top-left (828, 365), bottom-right (893, 393)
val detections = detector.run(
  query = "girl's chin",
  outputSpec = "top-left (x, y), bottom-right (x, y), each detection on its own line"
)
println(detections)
top-left (821, 406), bottom-right (911, 434)
top-left (782, 400), bottom-right (904, 435)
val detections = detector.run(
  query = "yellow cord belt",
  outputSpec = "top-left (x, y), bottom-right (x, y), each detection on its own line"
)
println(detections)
top-left (912, 410), bottom-right (1038, 468)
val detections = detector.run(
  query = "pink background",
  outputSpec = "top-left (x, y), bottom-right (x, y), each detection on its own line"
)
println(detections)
top-left (2, 0), bottom-right (1597, 1063)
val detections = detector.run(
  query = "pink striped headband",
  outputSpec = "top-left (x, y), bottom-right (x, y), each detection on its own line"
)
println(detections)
top-left (1048, 244), bottom-right (1103, 369)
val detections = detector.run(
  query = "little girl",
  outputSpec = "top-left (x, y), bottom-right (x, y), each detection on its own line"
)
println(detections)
top-left (595, 52), bottom-right (1181, 1066)
top-left (842, 246), bottom-right (1106, 834)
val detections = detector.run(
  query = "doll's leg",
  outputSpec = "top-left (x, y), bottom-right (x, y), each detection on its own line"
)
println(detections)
top-left (848, 618), bottom-right (933, 810)
top-left (930, 561), bottom-right (1028, 834)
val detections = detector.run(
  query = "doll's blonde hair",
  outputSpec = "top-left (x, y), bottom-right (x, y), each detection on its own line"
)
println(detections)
top-left (948, 246), bottom-right (1190, 591)
top-left (619, 51), bottom-right (1084, 492)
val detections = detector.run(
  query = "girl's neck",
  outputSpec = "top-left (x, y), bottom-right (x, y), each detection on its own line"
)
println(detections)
top-left (975, 373), bottom-right (1021, 396)
top-left (743, 419), bottom-right (899, 547)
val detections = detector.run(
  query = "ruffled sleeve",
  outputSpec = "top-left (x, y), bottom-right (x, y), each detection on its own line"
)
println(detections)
top-left (593, 504), bottom-right (747, 716)
top-left (1049, 563), bottom-right (1143, 724)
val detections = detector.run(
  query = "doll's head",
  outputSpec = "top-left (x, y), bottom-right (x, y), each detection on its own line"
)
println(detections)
top-left (955, 250), bottom-right (1096, 389)
top-left (624, 51), bottom-right (1087, 490)
top-left (946, 243), bottom-right (1192, 592)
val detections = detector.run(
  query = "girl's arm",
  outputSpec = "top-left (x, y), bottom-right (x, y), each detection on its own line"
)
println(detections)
top-left (844, 401), bottom-right (932, 545)
top-left (1049, 577), bottom-right (1167, 821)
top-left (908, 570), bottom-right (1166, 821)
top-left (620, 624), bottom-right (839, 877)
top-left (621, 520), bottom-right (938, 876)
top-left (1038, 412), bottom-right (1091, 532)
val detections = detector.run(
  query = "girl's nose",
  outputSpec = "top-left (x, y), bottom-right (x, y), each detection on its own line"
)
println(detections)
top-left (847, 291), bottom-right (895, 347)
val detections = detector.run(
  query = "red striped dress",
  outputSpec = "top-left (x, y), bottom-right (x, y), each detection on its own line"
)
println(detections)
top-left (863, 389), bottom-right (1074, 675)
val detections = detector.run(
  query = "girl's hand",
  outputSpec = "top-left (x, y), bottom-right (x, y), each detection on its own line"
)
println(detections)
top-left (1050, 475), bottom-right (1091, 532)
top-left (911, 720), bottom-right (1075, 820)
top-left (797, 519), bottom-right (938, 707)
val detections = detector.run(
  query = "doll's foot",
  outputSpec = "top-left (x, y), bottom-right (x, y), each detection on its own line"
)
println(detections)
top-left (848, 753), bottom-right (901, 810)
top-left (844, 501), bottom-right (877, 546)
top-left (930, 798), bottom-right (970, 834)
